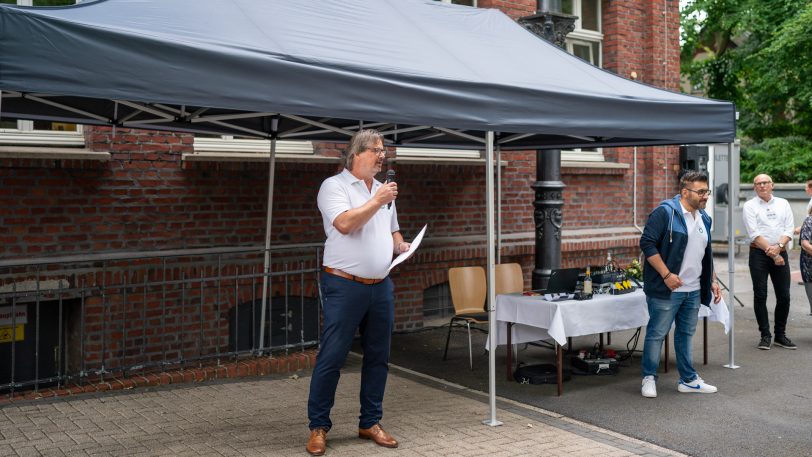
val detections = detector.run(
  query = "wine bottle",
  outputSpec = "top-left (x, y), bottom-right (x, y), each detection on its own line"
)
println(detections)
top-left (583, 266), bottom-right (592, 295)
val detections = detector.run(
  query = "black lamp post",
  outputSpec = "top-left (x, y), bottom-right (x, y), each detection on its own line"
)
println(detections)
top-left (519, 1), bottom-right (577, 289)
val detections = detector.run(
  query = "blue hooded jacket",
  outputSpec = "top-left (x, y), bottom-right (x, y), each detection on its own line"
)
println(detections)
top-left (639, 195), bottom-right (714, 306)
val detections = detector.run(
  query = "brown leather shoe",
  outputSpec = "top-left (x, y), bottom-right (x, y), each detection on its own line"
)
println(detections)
top-left (358, 423), bottom-right (398, 448)
top-left (306, 428), bottom-right (327, 456)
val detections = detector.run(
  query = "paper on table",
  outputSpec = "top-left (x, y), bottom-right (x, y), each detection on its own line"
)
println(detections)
top-left (387, 224), bottom-right (427, 274)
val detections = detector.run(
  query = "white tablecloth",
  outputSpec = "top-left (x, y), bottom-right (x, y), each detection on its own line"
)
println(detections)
top-left (490, 289), bottom-right (730, 348)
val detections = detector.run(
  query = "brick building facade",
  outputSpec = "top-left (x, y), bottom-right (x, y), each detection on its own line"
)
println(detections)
top-left (0, 0), bottom-right (683, 384)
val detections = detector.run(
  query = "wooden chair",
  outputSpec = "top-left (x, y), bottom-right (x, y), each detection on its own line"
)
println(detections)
top-left (443, 266), bottom-right (488, 370)
top-left (495, 263), bottom-right (523, 295)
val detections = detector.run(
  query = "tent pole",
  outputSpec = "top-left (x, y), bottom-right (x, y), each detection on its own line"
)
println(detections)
top-left (724, 141), bottom-right (740, 369)
top-left (259, 133), bottom-right (278, 355)
top-left (483, 131), bottom-right (502, 427)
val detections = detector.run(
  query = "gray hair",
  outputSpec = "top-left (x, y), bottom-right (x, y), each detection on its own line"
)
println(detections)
top-left (680, 170), bottom-right (709, 188)
top-left (345, 129), bottom-right (385, 170)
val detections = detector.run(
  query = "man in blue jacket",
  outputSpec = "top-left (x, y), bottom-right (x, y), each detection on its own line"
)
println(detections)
top-left (639, 171), bottom-right (722, 398)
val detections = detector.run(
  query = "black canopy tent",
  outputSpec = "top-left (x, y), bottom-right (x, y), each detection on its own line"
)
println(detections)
top-left (0, 0), bottom-right (735, 149)
top-left (0, 0), bottom-right (738, 424)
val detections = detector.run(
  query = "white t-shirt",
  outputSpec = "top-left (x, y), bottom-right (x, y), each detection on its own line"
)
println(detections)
top-left (674, 202), bottom-right (707, 293)
top-left (318, 169), bottom-right (399, 279)
top-left (742, 195), bottom-right (794, 246)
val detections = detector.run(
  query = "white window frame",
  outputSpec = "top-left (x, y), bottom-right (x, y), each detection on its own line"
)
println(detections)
top-left (437, 0), bottom-right (478, 6)
top-left (393, 146), bottom-right (483, 165)
top-left (565, 0), bottom-right (601, 34)
top-left (186, 136), bottom-right (315, 162)
top-left (0, 121), bottom-right (85, 146)
top-left (562, 0), bottom-right (605, 163)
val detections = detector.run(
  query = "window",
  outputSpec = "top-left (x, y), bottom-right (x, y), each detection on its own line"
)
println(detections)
top-left (186, 135), bottom-right (314, 162)
top-left (561, 0), bottom-right (602, 66)
top-left (435, 0), bottom-right (477, 6)
top-left (561, 0), bottom-right (604, 163)
top-left (394, 146), bottom-right (482, 164)
top-left (0, 0), bottom-right (84, 147)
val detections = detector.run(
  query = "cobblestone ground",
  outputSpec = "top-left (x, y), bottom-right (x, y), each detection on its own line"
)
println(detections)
top-left (0, 362), bottom-right (684, 457)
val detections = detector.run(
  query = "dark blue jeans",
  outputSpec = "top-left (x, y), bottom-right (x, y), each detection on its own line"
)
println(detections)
top-left (307, 272), bottom-right (394, 431)
top-left (749, 248), bottom-right (791, 338)
top-left (641, 290), bottom-right (700, 383)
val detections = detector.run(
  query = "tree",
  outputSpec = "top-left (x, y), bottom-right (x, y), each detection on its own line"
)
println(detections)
top-left (681, 1), bottom-right (812, 182)
top-left (743, 6), bottom-right (812, 141)
top-left (739, 136), bottom-right (812, 183)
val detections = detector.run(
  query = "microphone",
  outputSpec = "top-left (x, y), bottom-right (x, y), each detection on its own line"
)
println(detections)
top-left (386, 169), bottom-right (396, 209)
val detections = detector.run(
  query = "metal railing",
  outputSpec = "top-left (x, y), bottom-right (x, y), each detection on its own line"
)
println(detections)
top-left (0, 245), bottom-right (322, 396)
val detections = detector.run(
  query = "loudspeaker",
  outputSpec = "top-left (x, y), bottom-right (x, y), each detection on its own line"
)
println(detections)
top-left (679, 145), bottom-right (709, 173)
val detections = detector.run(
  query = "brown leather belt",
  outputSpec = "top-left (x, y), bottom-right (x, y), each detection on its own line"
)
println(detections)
top-left (322, 267), bottom-right (384, 285)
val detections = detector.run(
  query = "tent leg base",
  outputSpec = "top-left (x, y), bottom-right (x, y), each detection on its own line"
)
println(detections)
top-left (482, 419), bottom-right (503, 427)
top-left (723, 364), bottom-right (740, 369)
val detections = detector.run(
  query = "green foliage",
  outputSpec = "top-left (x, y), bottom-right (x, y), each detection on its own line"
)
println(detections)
top-left (742, 5), bottom-right (812, 141)
top-left (740, 136), bottom-right (812, 183)
top-left (681, 1), bottom-right (812, 151)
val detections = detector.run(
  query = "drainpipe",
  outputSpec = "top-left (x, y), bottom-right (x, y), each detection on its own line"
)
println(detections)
top-left (633, 146), bottom-right (644, 234)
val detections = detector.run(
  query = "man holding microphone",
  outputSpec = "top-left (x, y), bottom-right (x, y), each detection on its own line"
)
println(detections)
top-left (306, 129), bottom-right (409, 455)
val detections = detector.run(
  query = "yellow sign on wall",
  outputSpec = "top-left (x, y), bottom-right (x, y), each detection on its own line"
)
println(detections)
top-left (0, 324), bottom-right (24, 343)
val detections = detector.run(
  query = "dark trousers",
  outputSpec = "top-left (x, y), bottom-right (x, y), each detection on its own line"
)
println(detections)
top-left (749, 248), bottom-right (791, 338)
top-left (307, 272), bottom-right (394, 431)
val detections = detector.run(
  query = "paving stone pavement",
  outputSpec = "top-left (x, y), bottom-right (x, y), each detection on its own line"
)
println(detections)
top-left (0, 355), bottom-right (685, 457)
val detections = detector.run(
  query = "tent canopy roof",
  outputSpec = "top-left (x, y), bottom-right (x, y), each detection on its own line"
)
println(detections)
top-left (0, 0), bottom-right (735, 149)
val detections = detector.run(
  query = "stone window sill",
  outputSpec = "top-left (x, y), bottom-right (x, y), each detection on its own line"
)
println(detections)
top-left (562, 161), bottom-right (629, 175)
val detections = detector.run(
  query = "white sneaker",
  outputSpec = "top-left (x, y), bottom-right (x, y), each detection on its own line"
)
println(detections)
top-left (641, 376), bottom-right (657, 398)
top-left (678, 377), bottom-right (718, 394)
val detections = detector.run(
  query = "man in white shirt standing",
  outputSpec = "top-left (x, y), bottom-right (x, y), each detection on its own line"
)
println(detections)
top-left (742, 174), bottom-right (796, 350)
top-left (306, 129), bottom-right (409, 455)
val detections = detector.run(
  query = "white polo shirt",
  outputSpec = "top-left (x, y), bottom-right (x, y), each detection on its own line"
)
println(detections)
top-left (318, 168), bottom-right (399, 279)
top-left (674, 202), bottom-right (707, 293)
top-left (743, 195), bottom-right (794, 246)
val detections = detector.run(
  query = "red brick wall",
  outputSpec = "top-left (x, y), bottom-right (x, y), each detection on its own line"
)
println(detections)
top-left (477, 0), bottom-right (535, 19)
top-left (0, 0), bottom-right (683, 348)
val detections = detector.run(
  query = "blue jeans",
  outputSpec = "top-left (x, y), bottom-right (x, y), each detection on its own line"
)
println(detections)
top-left (641, 290), bottom-right (700, 383)
top-left (307, 272), bottom-right (394, 431)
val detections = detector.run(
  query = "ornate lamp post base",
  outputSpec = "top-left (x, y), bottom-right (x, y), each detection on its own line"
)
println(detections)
top-left (518, 11), bottom-right (576, 48)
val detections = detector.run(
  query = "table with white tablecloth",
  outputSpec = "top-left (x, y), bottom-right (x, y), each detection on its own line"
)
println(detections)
top-left (491, 289), bottom-right (730, 395)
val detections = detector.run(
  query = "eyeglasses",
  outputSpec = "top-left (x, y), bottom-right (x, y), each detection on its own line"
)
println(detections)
top-left (365, 147), bottom-right (386, 155)
top-left (684, 188), bottom-right (712, 197)
top-left (754, 181), bottom-right (773, 186)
